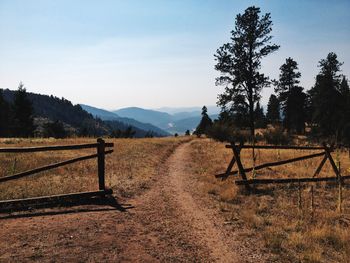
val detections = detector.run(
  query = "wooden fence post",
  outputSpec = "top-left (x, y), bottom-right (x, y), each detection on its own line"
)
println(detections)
top-left (323, 143), bottom-right (340, 180)
top-left (310, 185), bottom-right (314, 217)
top-left (338, 162), bottom-right (343, 213)
top-left (298, 180), bottom-right (302, 212)
top-left (222, 142), bottom-right (238, 179)
top-left (97, 138), bottom-right (106, 191)
top-left (231, 143), bottom-right (250, 191)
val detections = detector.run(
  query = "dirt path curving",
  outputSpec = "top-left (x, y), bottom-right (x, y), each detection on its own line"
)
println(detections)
top-left (0, 141), bottom-right (248, 262)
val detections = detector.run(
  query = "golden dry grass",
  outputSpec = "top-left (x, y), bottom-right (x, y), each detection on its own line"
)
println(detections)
top-left (1, 136), bottom-right (350, 262)
top-left (188, 139), bottom-right (350, 263)
top-left (0, 136), bottom-right (191, 200)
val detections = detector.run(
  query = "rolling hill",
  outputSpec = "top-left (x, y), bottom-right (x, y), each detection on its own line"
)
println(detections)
top-left (81, 104), bottom-right (171, 136)
top-left (113, 107), bottom-right (173, 130)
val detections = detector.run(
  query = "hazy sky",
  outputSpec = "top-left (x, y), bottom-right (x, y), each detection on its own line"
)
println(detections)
top-left (0, 0), bottom-right (349, 110)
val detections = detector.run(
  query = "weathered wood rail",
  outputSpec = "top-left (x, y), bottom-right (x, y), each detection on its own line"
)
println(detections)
top-left (0, 138), bottom-right (114, 210)
top-left (216, 142), bottom-right (348, 190)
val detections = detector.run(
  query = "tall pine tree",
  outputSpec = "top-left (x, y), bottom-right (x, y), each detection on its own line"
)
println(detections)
top-left (309, 53), bottom-right (343, 139)
top-left (194, 106), bottom-right (213, 137)
top-left (266, 94), bottom-right (280, 124)
top-left (215, 6), bottom-right (279, 138)
top-left (275, 57), bottom-right (306, 133)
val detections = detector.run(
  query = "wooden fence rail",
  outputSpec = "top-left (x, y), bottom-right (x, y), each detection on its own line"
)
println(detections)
top-left (0, 142), bottom-right (113, 153)
top-left (216, 142), bottom-right (346, 190)
top-left (0, 138), bottom-right (114, 210)
top-left (226, 144), bottom-right (325, 150)
top-left (235, 175), bottom-right (350, 185)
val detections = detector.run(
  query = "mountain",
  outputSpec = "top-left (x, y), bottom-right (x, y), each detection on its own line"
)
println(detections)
top-left (81, 104), bottom-right (170, 136)
top-left (114, 106), bottom-right (219, 134)
top-left (172, 111), bottom-right (202, 121)
top-left (113, 107), bottom-right (173, 130)
top-left (80, 104), bottom-right (120, 120)
top-left (1, 89), bottom-right (166, 138)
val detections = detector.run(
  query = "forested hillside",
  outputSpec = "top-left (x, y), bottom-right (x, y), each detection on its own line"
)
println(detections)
top-left (0, 88), bottom-right (167, 138)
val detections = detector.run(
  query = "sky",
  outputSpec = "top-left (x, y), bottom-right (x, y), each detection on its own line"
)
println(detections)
top-left (0, 0), bottom-right (349, 110)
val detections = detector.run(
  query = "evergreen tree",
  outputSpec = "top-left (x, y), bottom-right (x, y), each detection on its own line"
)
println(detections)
top-left (194, 106), bottom-right (213, 137)
top-left (43, 120), bottom-right (67, 138)
top-left (309, 52), bottom-right (344, 138)
top-left (12, 82), bottom-right (35, 137)
top-left (254, 101), bottom-right (267, 128)
top-left (274, 57), bottom-right (304, 132)
top-left (145, 131), bottom-right (154, 138)
top-left (339, 77), bottom-right (350, 143)
top-left (285, 87), bottom-right (307, 134)
top-left (266, 94), bottom-right (280, 124)
top-left (124, 126), bottom-right (136, 138)
top-left (110, 129), bottom-right (122, 138)
top-left (215, 6), bottom-right (279, 138)
top-left (274, 57), bottom-right (301, 108)
top-left (0, 89), bottom-right (11, 137)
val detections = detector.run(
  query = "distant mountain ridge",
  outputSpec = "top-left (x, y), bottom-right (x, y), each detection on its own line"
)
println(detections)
top-left (113, 106), bottom-right (219, 134)
top-left (113, 107), bottom-right (173, 131)
top-left (80, 104), bottom-right (170, 136)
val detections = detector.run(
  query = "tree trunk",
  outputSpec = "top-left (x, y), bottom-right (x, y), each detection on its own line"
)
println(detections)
top-left (249, 99), bottom-right (255, 138)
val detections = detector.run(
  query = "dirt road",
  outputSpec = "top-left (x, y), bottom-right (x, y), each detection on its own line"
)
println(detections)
top-left (0, 141), bottom-right (250, 262)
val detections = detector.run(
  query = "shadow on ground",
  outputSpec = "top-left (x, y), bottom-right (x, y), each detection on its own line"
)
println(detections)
top-left (0, 195), bottom-right (134, 219)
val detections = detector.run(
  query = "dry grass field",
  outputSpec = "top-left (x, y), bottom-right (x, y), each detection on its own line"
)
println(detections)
top-left (1, 137), bottom-right (350, 262)
top-left (0, 136), bottom-right (191, 201)
top-left (188, 139), bottom-right (350, 262)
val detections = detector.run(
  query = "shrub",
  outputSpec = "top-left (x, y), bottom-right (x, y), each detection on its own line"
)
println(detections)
top-left (207, 123), bottom-right (233, 142)
top-left (207, 123), bottom-right (249, 143)
top-left (263, 128), bottom-right (291, 145)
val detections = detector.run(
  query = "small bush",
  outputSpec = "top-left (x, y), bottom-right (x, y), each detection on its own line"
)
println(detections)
top-left (263, 128), bottom-right (291, 145)
top-left (207, 123), bottom-right (234, 142)
top-left (208, 123), bottom-right (250, 143)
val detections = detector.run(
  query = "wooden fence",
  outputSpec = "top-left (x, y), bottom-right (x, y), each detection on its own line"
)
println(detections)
top-left (0, 138), bottom-right (114, 210)
top-left (216, 142), bottom-right (350, 190)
